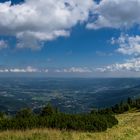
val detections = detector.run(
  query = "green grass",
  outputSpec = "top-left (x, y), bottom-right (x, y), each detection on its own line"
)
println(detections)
top-left (0, 111), bottom-right (140, 140)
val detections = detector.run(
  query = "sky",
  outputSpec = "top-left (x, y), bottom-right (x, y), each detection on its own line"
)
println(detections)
top-left (0, 0), bottom-right (140, 77)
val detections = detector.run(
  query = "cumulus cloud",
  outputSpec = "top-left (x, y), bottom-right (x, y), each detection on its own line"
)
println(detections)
top-left (111, 34), bottom-right (140, 56)
top-left (0, 40), bottom-right (8, 50)
top-left (0, 66), bottom-right (92, 73)
top-left (8, 66), bottom-right (39, 73)
top-left (0, 69), bottom-right (9, 73)
top-left (0, 0), bottom-right (93, 49)
top-left (2, 0), bottom-right (140, 50)
top-left (55, 67), bottom-right (92, 73)
top-left (44, 69), bottom-right (49, 73)
top-left (96, 58), bottom-right (140, 72)
top-left (87, 0), bottom-right (140, 29)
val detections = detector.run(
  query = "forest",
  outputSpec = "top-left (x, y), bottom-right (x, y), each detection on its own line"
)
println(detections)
top-left (0, 97), bottom-right (139, 132)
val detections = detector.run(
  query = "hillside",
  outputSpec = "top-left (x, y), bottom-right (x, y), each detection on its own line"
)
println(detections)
top-left (0, 111), bottom-right (140, 140)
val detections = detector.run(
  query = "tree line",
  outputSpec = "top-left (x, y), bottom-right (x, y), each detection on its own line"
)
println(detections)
top-left (1, 97), bottom-right (139, 132)
top-left (0, 103), bottom-right (118, 132)
top-left (91, 97), bottom-right (140, 114)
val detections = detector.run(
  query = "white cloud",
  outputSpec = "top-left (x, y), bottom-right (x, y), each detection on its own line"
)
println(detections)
top-left (0, 40), bottom-right (8, 50)
top-left (0, 67), bottom-right (92, 73)
top-left (9, 66), bottom-right (39, 73)
top-left (0, 0), bottom-right (93, 49)
top-left (56, 67), bottom-right (92, 73)
top-left (87, 0), bottom-right (140, 29)
top-left (0, 69), bottom-right (9, 73)
top-left (112, 34), bottom-right (140, 56)
top-left (44, 69), bottom-right (49, 73)
top-left (96, 58), bottom-right (140, 72)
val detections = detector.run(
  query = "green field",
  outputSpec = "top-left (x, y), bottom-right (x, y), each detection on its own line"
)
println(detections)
top-left (0, 111), bottom-right (140, 140)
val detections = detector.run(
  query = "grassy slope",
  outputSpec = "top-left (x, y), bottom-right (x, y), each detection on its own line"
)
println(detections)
top-left (0, 111), bottom-right (140, 140)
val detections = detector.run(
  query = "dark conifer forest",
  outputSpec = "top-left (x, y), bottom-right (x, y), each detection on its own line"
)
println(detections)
top-left (0, 97), bottom-right (139, 132)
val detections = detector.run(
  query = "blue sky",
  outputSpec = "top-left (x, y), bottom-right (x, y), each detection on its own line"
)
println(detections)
top-left (0, 0), bottom-right (140, 77)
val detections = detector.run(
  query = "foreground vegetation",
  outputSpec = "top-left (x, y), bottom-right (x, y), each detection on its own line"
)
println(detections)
top-left (0, 111), bottom-right (140, 140)
top-left (0, 103), bottom-right (117, 132)
top-left (0, 97), bottom-right (140, 139)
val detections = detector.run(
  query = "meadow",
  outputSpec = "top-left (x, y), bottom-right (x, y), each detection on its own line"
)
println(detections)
top-left (0, 111), bottom-right (140, 140)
